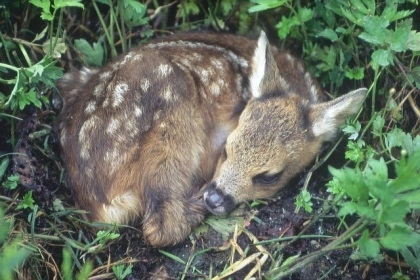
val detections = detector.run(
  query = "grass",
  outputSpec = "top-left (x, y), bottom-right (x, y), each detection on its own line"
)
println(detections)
top-left (0, 0), bottom-right (419, 279)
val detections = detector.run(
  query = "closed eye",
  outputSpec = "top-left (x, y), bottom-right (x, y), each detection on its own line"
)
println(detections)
top-left (252, 171), bottom-right (282, 185)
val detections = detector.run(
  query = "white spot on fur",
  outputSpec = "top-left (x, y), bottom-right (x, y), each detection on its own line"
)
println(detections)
top-left (60, 127), bottom-right (67, 145)
top-left (79, 116), bottom-right (100, 159)
top-left (99, 71), bottom-right (112, 81)
top-left (113, 82), bottom-right (129, 107)
top-left (120, 52), bottom-right (134, 66)
top-left (85, 167), bottom-right (94, 179)
top-left (140, 79), bottom-right (151, 92)
top-left (157, 64), bottom-right (173, 77)
top-left (200, 69), bottom-right (210, 83)
top-left (93, 83), bottom-right (105, 97)
top-left (297, 62), bottom-right (305, 74)
top-left (192, 53), bottom-right (203, 61)
top-left (154, 111), bottom-right (161, 121)
top-left (163, 86), bottom-right (173, 101)
top-left (105, 146), bottom-right (121, 163)
top-left (133, 54), bottom-right (143, 61)
top-left (107, 118), bottom-right (120, 135)
top-left (211, 59), bottom-right (224, 70)
top-left (79, 67), bottom-right (96, 84)
top-left (145, 41), bottom-right (248, 70)
top-left (134, 106), bottom-right (143, 117)
top-left (279, 76), bottom-right (290, 92)
top-left (249, 31), bottom-right (268, 98)
top-left (84, 101), bottom-right (97, 114)
top-left (210, 82), bottom-right (221, 96)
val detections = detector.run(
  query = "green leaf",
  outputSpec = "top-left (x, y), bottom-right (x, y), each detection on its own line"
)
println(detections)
top-left (326, 177), bottom-right (344, 195)
top-left (358, 230), bottom-right (381, 259)
top-left (337, 201), bottom-right (377, 219)
top-left (32, 26), bottom-right (48, 42)
top-left (364, 15), bottom-right (389, 35)
top-left (120, 0), bottom-right (148, 27)
top-left (345, 67), bottom-right (364, 80)
top-left (382, 5), bottom-right (414, 22)
top-left (379, 200), bottom-right (410, 226)
top-left (298, 7), bottom-right (313, 22)
top-left (371, 49), bottom-right (393, 67)
top-left (385, 128), bottom-right (420, 155)
top-left (407, 31), bottom-right (420, 51)
top-left (400, 244), bottom-right (420, 272)
top-left (329, 166), bottom-right (368, 201)
top-left (319, 28), bottom-right (338, 41)
top-left (358, 16), bottom-right (389, 45)
top-left (340, 7), bottom-right (364, 26)
top-left (372, 114), bottom-right (385, 137)
top-left (295, 189), bottom-right (313, 213)
top-left (276, 15), bottom-right (299, 39)
top-left (363, 157), bottom-right (389, 204)
top-left (17, 191), bottom-right (35, 210)
top-left (0, 207), bottom-right (11, 243)
top-left (351, 0), bottom-right (375, 15)
top-left (390, 27), bottom-right (410, 52)
top-left (25, 89), bottom-right (43, 109)
top-left (0, 158), bottom-right (10, 182)
top-left (342, 121), bottom-right (361, 140)
top-left (112, 264), bottom-right (133, 280)
top-left (29, 0), bottom-right (53, 21)
top-left (391, 150), bottom-right (420, 193)
top-left (159, 250), bottom-right (186, 265)
top-left (248, 0), bottom-right (288, 13)
top-left (345, 141), bottom-right (364, 163)
top-left (380, 227), bottom-right (420, 251)
top-left (0, 238), bottom-right (30, 280)
top-left (178, 0), bottom-right (200, 17)
top-left (42, 38), bottom-right (67, 58)
top-left (54, 0), bottom-right (84, 9)
top-left (220, 0), bottom-right (235, 16)
top-left (31, 63), bottom-right (63, 87)
top-left (74, 39), bottom-right (105, 67)
top-left (96, 230), bottom-right (120, 243)
top-left (2, 174), bottom-right (20, 190)
top-left (385, 127), bottom-right (404, 151)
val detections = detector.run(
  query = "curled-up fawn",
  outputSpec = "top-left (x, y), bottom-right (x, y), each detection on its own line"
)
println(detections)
top-left (55, 31), bottom-right (366, 247)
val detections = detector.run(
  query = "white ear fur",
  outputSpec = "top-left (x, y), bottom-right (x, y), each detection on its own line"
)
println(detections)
top-left (249, 31), bottom-right (269, 98)
top-left (312, 88), bottom-right (367, 140)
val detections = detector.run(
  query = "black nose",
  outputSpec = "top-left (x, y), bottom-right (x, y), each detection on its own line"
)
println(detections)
top-left (203, 182), bottom-right (236, 215)
top-left (205, 188), bottom-right (225, 210)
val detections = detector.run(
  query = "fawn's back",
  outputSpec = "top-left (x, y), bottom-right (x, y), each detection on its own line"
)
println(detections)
top-left (55, 32), bottom-right (366, 247)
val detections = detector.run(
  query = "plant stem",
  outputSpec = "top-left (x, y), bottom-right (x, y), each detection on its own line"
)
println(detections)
top-left (91, 0), bottom-right (118, 57)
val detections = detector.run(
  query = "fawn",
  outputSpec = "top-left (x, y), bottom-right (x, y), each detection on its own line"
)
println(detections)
top-left (55, 31), bottom-right (366, 247)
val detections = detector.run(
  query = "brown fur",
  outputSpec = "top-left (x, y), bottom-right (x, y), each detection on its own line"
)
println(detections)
top-left (55, 32), bottom-right (366, 247)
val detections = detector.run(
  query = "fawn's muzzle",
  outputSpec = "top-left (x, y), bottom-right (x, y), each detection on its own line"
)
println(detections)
top-left (203, 182), bottom-right (235, 215)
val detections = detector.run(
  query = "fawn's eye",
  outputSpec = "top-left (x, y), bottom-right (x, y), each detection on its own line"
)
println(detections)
top-left (252, 171), bottom-right (282, 185)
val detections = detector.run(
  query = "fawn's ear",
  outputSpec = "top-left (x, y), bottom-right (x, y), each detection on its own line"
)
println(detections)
top-left (310, 88), bottom-right (367, 141)
top-left (249, 31), bottom-right (284, 99)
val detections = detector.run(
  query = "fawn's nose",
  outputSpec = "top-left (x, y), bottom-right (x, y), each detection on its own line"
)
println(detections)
top-left (203, 182), bottom-right (235, 215)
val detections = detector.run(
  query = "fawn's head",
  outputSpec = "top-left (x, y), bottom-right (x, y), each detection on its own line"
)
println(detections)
top-left (203, 31), bottom-right (367, 215)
